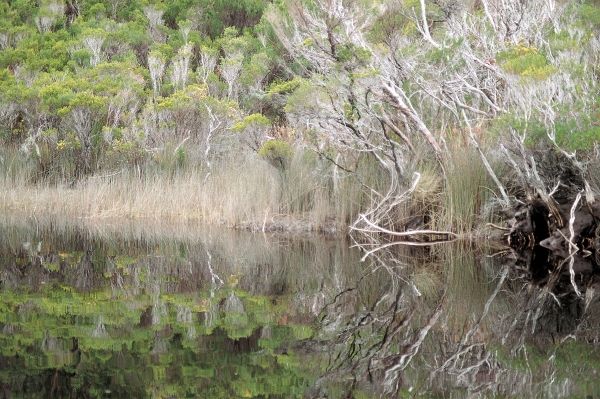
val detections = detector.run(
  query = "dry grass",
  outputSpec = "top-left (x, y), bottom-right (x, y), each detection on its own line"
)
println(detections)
top-left (0, 142), bottom-right (504, 236)
top-left (0, 151), bottom-right (372, 233)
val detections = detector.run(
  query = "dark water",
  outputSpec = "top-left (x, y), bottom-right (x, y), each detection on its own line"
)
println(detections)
top-left (0, 219), bottom-right (598, 398)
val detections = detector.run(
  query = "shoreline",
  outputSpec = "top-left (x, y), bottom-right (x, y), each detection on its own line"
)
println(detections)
top-left (0, 200), bottom-right (346, 237)
top-left (0, 194), bottom-right (507, 244)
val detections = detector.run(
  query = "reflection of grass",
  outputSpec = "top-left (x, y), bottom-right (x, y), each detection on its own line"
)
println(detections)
top-left (440, 243), bottom-right (491, 335)
top-left (410, 267), bottom-right (442, 299)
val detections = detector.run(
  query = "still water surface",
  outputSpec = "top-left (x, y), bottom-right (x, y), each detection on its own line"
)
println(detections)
top-left (0, 219), bottom-right (598, 398)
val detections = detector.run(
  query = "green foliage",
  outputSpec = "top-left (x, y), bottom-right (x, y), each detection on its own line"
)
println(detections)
top-left (66, 91), bottom-right (107, 112)
top-left (232, 113), bottom-right (271, 132)
top-left (368, 7), bottom-right (411, 43)
top-left (240, 51), bottom-right (270, 86)
top-left (258, 139), bottom-right (293, 169)
top-left (0, 29), bottom-right (71, 71)
top-left (202, 0), bottom-right (268, 37)
top-left (105, 137), bottom-right (146, 167)
top-left (497, 45), bottom-right (556, 79)
top-left (579, 2), bottom-right (600, 27)
top-left (0, 69), bottom-right (30, 103)
top-left (56, 132), bottom-right (82, 152)
top-left (425, 38), bottom-right (464, 66)
top-left (548, 31), bottom-right (580, 53)
top-left (368, 0), bottom-right (443, 43)
top-left (175, 146), bottom-right (186, 167)
top-left (0, 0), bottom-right (281, 180)
top-left (492, 107), bottom-right (600, 152)
top-left (336, 43), bottom-right (371, 65)
top-left (157, 84), bottom-right (208, 110)
top-left (284, 79), bottom-right (322, 114)
top-left (267, 77), bottom-right (304, 95)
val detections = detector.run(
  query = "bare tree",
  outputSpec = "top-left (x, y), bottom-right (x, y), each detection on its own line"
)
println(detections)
top-left (199, 46), bottom-right (218, 85)
top-left (148, 52), bottom-right (166, 97)
top-left (171, 44), bottom-right (193, 91)
top-left (144, 6), bottom-right (165, 42)
top-left (83, 35), bottom-right (105, 67)
top-left (70, 106), bottom-right (95, 174)
top-left (35, 1), bottom-right (64, 33)
top-left (220, 51), bottom-right (243, 99)
top-left (267, 0), bottom-right (594, 236)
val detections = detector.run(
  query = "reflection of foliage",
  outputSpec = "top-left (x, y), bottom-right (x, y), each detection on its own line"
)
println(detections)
top-left (0, 285), bottom-right (316, 398)
top-left (0, 222), bottom-right (339, 398)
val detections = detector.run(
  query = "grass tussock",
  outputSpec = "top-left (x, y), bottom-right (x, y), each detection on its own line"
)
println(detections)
top-left (434, 145), bottom-right (491, 235)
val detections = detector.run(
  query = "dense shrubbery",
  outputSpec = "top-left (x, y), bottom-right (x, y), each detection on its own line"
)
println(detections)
top-left (0, 0), bottom-right (282, 180)
top-left (0, 0), bottom-right (599, 230)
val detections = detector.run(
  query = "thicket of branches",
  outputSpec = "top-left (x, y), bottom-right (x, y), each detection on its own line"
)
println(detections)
top-left (268, 0), bottom-right (600, 231)
top-left (0, 0), bottom-right (599, 230)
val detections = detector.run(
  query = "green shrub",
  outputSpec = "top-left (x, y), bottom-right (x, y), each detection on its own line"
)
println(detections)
top-left (579, 2), bottom-right (600, 27)
top-left (497, 45), bottom-right (556, 79)
top-left (258, 139), bottom-right (292, 169)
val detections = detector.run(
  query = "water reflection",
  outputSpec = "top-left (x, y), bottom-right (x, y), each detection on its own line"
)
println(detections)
top-left (0, 218), bottom-right (598, 398)
top-left (316, 242), bottom-right (600, 398)
top-left (0, 219), bottom-right (361, 398)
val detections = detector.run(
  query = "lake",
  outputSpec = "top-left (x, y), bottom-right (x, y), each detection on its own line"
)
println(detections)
top-left (0, 218), bottom-right (598, 398)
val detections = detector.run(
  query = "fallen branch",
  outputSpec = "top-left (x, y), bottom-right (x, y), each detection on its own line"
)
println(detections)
top-left (486, 222), bottom-right (511, 231)
top-left (353, 214), bottom-right (458, 240)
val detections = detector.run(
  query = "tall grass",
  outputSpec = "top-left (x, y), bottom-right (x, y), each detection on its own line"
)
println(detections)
top-left (434, 145), bottom-right (491, 235)
top-left (0, 148), bottom-right (379, 233)
top-left (0, 141), bottom-right (507, 235)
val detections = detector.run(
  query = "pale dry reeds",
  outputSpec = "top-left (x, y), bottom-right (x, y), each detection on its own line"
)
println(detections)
top-left (0, 150), bottom-right (374, 233)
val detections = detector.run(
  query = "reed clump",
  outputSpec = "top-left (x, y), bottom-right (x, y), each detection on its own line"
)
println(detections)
top-left (433, 145), bottom-right (492, 235)
top-left (0, 148), bottom-right (380, 234)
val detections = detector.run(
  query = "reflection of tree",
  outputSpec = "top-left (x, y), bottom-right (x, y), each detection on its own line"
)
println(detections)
top-left (315, 242), bottom-right (600, 397)
top-left (0, 285), bottom-right (318, 398)
top-left (0, 222), bottom-right (357, 398)
top-left (2, 221), bottom-right (597, 397)
top-left (73, 248), bottom-right (97, 292)
top-left (315, 256), bottom-right (446, 396)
